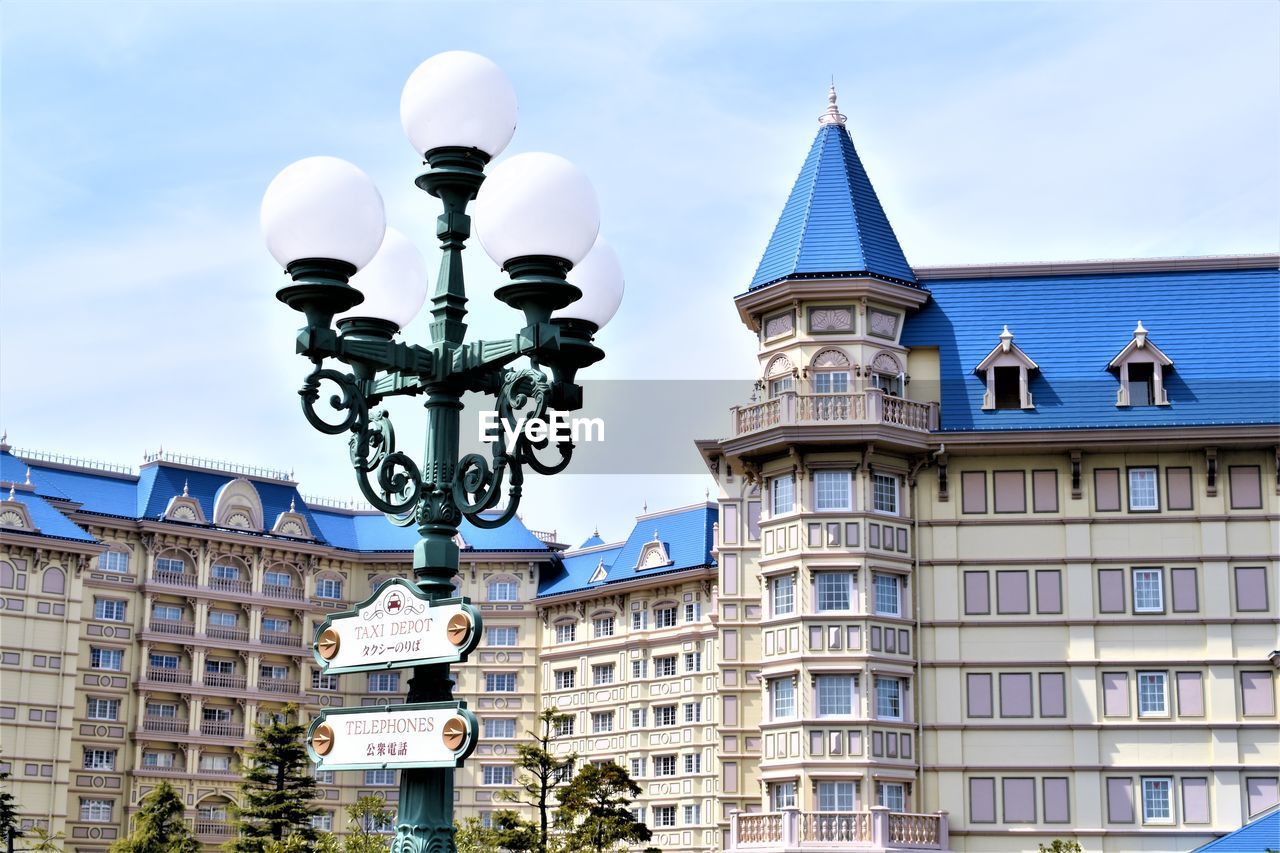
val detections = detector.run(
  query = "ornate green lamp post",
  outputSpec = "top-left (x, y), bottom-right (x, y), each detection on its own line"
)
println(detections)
top-left (259, 51), bottom-right (624, 853)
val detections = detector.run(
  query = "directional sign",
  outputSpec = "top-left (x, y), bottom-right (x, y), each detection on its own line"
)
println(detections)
top-left (312, 578), bottom-right (483, 674)
top-left (306, 702), bottom-right (477, 770)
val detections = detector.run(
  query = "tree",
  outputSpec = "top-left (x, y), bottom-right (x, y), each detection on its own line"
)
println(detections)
top-left (340, 796), bottom-right (394, 853)
top-left (0, 764), bottom-right (21, 851)
top-left (22, 827), bottom-right (64, 852)
top-left (555, 763), bottom-right (650, 853)
top-left (1038, 841), bottom-right (1083, 853)
top-left (454, 817), bottom-right (496, 853)
top-left (229, 703), bottom-right (321, 852)
top-left (109, 781), bottom-right (198, 853)
top-left (496, 708), bottom-right (577, 853)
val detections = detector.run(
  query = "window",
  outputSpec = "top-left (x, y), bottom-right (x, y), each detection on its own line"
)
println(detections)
top-left (86, 698), bottom-right (119, 721)
top-left (771, 678), bottom-right (795, 719)
top-left (872, 474), bottom-right (898, 515)
top-left (653, 805), bottom-right (676, 827)
top-left (155, 557), bottom-right (186, 575)
top-left (150, 652), bottom-right (180, 670)
top-left (487, 579), bottom-right (518, 601)
top-left (311, 671), bottom-right (339, 691)
top-left (995, 570), bottom-right (1029, 614)
top-left (482, 766), bottom-right (513, 785)
top-left (629, 758), bottom-right (645, 777)
top-left (873, 574), bottom-right (900, 616)
top-left (80, 799), bottom-right (113, 822)
top-left (262, 616), bottom-right (291, 634)
top-left (878, 782), bottom-right (905, 813)
top-left (90, 647), bottom-right (123, 671)
top-left (1141, 778), bottom-right (1173, 823)
top-left (999, 673), bottom-right (1033, 717)
top-left (314, 770), bottom-right (335, 784)
top-left (555, 622), bottom-right (576, 643)
top-left (591, 711), bottom-right (614, 733)
top-left (142, 751), bottom-right (174, 769)
top-left (361, 813), bottom-right (395, 833)
top-left (485, 673), bottom-right (516, 692)
top-left (368, 672), bottom-right (400, 693)
top-left (264, 570), bottom-right (293, 587)
top-left (363, 769), bottom-right (396, 785)
top-left (1127, 362), bottom-right (1156, 406)
top-left (813, 370), bottom-right (849, 394)
top-left (814, 470), bottom-right (852, 511)
top-left (198, 754), bottom-right (231, 773)
top-left (816, 675), bottom-right (856, 716)
top-left (653, 755), bottom-right (676, 777)
top-left (683, 651), bottom-right (702, 673)
top-left (152, 603), bottom-right (183, 622)
top-left (875, 677), bottom-right (902, 720)
top-left (483, 717), bottom-right (514, 737)
top-left (815, 572), bottom-right (853, 612)
top-left (593, 616), bottom-right (615, 638)
top-left (631, 660), bottom-right (646, 680)
top-left (1133, 569), bottom-right (1164, 613)
top-left (315, 577), bottom-right (343, 600)
top-left (592, 663), bottom-right (615, 685)
top-left (202, 706), bottom-right (232, 723)
top-left (146, 701), bottom-right (177, 718)
top-left (771, 782), bottom-right (797, 810)
top-left (487, 626), bottom-right (517, 646)
top-left (771, 474), bottom-right (794, 515)
top-left (1137, 672), bottom-right (1168, 717)
top-left (966, 674), bottom-right (993, 717)
top-left (1229, 465), bottom-right (1264, 510)
top-left (993, 366), bottom-right (1021, 409)
top-left (211, 563), bottom-right (241, 582)
top-left (684, 602), bottom-right (701, 622)
top-left (198, 805), bottom-right (228, 822)
top-left (817, 781), bottom-right (856, 812)
top-left (654, 705), bottom-right (676, 727)
top-left (654, 656), bottom-right (677, 678)
top-left (1128, 468), bottom-right (1159, 511)
top-left (768, 376), bottom-right (793, 397)
top-left (310, 813), bottom-right (333, 832)
top-left (99, 551), bottom-right (130, 573)
top-left (208, 610), bottom-right (237, 628)
top-left (630, 610), bottom-right (647, 630)
top-left (629, 708), bottom-right (647, 729)
top-left (771, 576), bottom-right (795, 616)
top-left (83, 749), bottom-right (116, 771)
top-left (683, 804), bottom-right (701, 824)
top-left (1241, 671), bottom-right (1276, 717)
top-left (553, 716), bottom-right (575, 737)
top-left (93, 599), bottom-right (126, 622)
top-left (654, 606), bottom-right (677, 628)
top-left (1235, 567), bottom-right (1269, 612)
top-left (684, 701), bottom-right (702, 722)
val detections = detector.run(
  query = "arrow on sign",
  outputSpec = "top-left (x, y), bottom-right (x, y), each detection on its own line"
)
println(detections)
top-left (306, 702), bottom-right (477, 770)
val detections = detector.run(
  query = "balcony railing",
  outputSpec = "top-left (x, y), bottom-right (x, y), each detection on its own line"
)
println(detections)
top-left (149, 619), bottom-right (195, 636)
top-left (194, 820), bottom-right (233, 837)
top-left (261, 631), bottom-right (303, 648)
top-left (200, 721), bottom-right (245, 738)
top-left (258, 678), bottom-right (300, 695)
top-left (203, 673), bottom-right (247, 689)
top-left (209, 577), bottom-right (252, 594)
top-left (730, 808), bottom-right (948, 850)
top-left (206, 626), bottom-right (250, 642)
top-left (151, 570), bottom-right (197, 588)
top-left (731, 391), bottom-right (938, 437)
top-left (263, 583), bottom-right (303, 601)
top-left (141, 716), bottom-right (188, 734)
top-left (196, 767), bottom-right (238, 777)
top-left (146, 667), bottom-right (192, 685)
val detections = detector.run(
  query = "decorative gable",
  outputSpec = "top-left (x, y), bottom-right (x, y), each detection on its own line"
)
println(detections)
top-left (271, 499), bottom-right (312, 539)
top-left (1109, 321), bottom-right (1173, 407)
top-left (589, 560), bottom-right (608, 584)
top-left (0, 488), bottom-right (36, 532)
top-left (212, 478), bottom-right (263, 530)
top-left (975, 326), bottom-right (1038, 410)
top-left (636, 533), bottom-right (672, 570)
top-left (163, 482), bottom-right (207, 524)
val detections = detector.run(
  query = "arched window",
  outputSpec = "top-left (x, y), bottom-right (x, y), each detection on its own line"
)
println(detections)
top-left (868, 352), bottom-right (904, 397)
top-left (0, 562), bottom-right (14, 589)
top-left (764, 355), bottom-right (795, 398)
top-left (810, 349), bottom-right (851, 394)
top-left (42, 567), bottom-right (65, 595)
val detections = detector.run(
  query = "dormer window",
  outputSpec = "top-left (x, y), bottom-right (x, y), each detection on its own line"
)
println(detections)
top-left (976, 326), bottom-right (1037, 410)
top-left (1109, 322), bottom-right (1172, 407)
top-left (867, 352), bottom-right (904, 397)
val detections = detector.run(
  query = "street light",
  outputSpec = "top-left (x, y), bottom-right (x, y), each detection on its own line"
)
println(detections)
top-left (260, 50), bottom-right (622, 851)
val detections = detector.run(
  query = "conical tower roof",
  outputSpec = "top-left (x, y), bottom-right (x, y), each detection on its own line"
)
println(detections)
top-left (750, 85), bottom-right (916, 289)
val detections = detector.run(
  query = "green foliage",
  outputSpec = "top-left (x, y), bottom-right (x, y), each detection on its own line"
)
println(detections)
top-left (262, 835), bottom-right (339, 853)
top-left (23, 827), bottom-right (65, 852)
top-left (340, 796), bottom-right (393, 853)
top-left (110, 782), bottom-right (198, 853)
top-left (1037, 841), bottom-right (1083, 853)
top-left (229, 704), bottom-right (322, 852)
top-left (0, 764), bottom-right (21, 847)
top-left (454, 818), bottom-right (496, 853)
top-left (555, 762), bottom-right (650, 853)
top-left (495, 708), bottom-right (577, 853)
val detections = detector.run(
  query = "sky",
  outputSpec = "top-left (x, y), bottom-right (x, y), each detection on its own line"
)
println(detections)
top-left (2, 0), bottom-right (1278, 548)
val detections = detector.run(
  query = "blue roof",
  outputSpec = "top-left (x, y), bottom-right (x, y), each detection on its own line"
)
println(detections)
top-left (6, 490), bottom-right (99, 544)
top-left (578, 533), bottom-right (605, 549)
top-left (1192, 806), bottom-right (1280, 851)
top-left (750, 121), bottom-right (916, 289)
top-left (901, 265), bottom-right (1280, 431)
top-left (538, 503), bottom-right (717, 597)
top-left (0, 449), bottom-right (550, 555)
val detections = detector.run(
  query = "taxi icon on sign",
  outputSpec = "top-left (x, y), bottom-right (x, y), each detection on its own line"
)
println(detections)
top-left (386, 590), bottom-right (404, 614)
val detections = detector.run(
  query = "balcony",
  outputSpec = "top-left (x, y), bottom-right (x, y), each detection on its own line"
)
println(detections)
top-left (151, 570), bottom-right (197, 588)
top-left (199, 721), bottom-right (245, 739)
top-left (146, 667), bottom-right (192, 685)
top-left (263, 583), bottom-right (303, 601)
top-left (258, 678), bottom-right (300, 695)
top-left (193, 821), bottom-right (233, 838)
top-left (141, 716), bottom-right (188, 734)
top-left (149, 619), bottom-right (195, 636)
top-left (206, 626), bottom-right (250, 642)
top-left (209, 577), bottom-right (252, 595)
top-left (731, 392), bottom-right (937, 437)
top-left (260, 631), bottom-right (303, 648)
top-left (203, 673), bottom-right (247, 689)
top-left (730, 808), bottom-right (949, 851)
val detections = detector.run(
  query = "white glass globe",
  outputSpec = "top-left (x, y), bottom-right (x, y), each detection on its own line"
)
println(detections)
top-left (261, 156), bottom-right (386, 270)
top-left (473, 153), bottom-right (600, 267)
top-left (553, 236), bottom-right (624, 329)
top-left (401, 51), bottom-right (518, 158)
top-left (336, 227), bottom-right (430, 330)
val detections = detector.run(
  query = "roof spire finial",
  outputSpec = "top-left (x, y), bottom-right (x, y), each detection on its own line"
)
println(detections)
top-left (1134, 320), bottom-right (1148, 348)
top-left (182, 479), bottom-right (189, 497)
top-left (24, 467), bottom-right (31, 486)
top-left (819, 78), bottom-right (847, 126)
top-left (7, 483), bottom-right (14, 501)
top-left (290, 497), bottom-right (296, 512)
top-left (999, 325), bottom-right (1015, 352)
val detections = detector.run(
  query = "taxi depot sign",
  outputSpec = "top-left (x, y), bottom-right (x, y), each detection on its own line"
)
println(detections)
top-left (311, 578), bottom-right (483, 674)
top-left (306, 702), bottom-right (478, 770)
